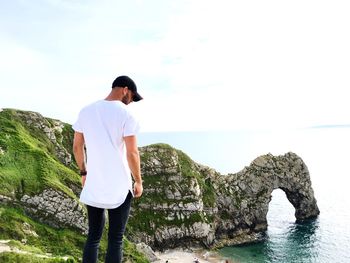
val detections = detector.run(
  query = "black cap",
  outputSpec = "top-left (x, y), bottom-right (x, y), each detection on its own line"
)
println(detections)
top-left (112, 75), bottom-right (143, 102)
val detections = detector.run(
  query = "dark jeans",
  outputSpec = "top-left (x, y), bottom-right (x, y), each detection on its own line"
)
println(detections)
top-left (83, 191), bottom-right (132, 263)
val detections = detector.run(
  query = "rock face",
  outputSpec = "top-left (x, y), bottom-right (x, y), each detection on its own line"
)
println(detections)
top-left (1, 190), bottom-right (87, 234)
top-left (128, 144), bottom-right (320, 249)
top-left (20, 188), bottom-right (88, 233)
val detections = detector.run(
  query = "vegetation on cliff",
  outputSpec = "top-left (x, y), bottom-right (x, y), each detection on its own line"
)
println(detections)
top-left (0, 109), bottom-right (79, 198)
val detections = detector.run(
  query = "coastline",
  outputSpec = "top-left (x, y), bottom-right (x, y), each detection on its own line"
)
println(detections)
top-left (153, 248), bottom-right (232, 263)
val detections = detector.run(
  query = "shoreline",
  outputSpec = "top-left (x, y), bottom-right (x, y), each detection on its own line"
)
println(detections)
top-left (153, 248), bottom-right (232, 263)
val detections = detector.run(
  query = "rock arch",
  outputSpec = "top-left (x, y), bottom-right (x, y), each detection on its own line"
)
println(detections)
top-left (248, 152), bottom-right (320, 221)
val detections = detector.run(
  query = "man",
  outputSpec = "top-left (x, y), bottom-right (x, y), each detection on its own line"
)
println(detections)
top-left (72, 75), bottom-right (143, 263)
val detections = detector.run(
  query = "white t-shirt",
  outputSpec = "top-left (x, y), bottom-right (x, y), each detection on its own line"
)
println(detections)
top-left (73, 100), bottom-right (140, 209)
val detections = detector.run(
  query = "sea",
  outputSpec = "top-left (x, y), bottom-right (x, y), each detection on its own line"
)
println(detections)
top-left (138, 127), bottom-right (350, 263)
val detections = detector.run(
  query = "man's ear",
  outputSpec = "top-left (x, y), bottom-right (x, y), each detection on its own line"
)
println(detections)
top-left (123, 87), bottom-right (128, 95)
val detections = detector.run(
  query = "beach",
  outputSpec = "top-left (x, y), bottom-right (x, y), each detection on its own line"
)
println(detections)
top-left (154, 248), bottom-right (231, 263)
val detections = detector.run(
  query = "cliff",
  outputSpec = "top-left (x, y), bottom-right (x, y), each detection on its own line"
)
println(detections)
top-left (0, 108), bottom-right (320, 261)
top-left (130, 144), bottom-right (319, 249)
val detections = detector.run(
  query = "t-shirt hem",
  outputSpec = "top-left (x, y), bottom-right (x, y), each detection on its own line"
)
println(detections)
top-left (123, 132), bottom-right (138, 137)
top-left (80, 199), bottom-right (122, 209)
top-left (80, 188), bottom-right (133, 209)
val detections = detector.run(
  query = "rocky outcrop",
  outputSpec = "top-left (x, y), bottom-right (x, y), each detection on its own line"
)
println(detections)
top-left (128, 144), bottom-right (320, 249)
top-left (20, 188), bottom-right (87, 233)
top-left (1, 189), bottom-right (87, 234)
top-left (16, 110), bottom-right (72, 166)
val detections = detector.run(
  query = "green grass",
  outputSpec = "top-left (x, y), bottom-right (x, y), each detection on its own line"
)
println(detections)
top-left (0, 253), bottom-right (76, 263)
top-left (0, 205), bottom-right (149, 263)
top-left (0, 205), bottom-right (85, 259)
top-left (0, 109), bottom-right (80, 198)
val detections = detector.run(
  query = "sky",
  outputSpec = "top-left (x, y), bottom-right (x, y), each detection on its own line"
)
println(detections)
top-left (0, 0), bottom-right (349, 132)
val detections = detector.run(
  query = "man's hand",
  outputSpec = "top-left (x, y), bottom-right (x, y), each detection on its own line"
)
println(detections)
top-left (133, 181), bottom-right (143, 198)
top-left (125, 135), bottom-right (143, 198)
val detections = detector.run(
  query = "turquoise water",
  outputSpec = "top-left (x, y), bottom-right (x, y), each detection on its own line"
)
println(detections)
top-left (138, 128), bottom-right (350, 263)
top-left (220, 190), bottom-right (324, 263)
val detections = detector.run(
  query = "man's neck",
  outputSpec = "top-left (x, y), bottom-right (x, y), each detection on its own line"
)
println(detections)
top-left (105, 90), bottom-right (123, 101)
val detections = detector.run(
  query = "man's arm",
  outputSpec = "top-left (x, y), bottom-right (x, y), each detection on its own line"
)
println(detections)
top-left (124, 135), bottom-right (143, 198)
top-left (73, 132), bottom-right (86, 187)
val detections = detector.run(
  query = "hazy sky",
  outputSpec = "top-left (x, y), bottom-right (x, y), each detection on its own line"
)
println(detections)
top-left (0, 0), bottom-right (349, 131)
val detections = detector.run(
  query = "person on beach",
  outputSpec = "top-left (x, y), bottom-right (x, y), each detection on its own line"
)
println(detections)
top-left (73, 75), bottom-right (143, 263)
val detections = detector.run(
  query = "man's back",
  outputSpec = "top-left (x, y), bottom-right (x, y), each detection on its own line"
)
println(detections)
top-left (73, 100), bottom-right (139, 209)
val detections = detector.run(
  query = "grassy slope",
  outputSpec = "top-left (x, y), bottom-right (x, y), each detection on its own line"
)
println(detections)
top-left (0, 109), bottom-right (80, 198)
top-left (0, 109), bottom-right (148, 263)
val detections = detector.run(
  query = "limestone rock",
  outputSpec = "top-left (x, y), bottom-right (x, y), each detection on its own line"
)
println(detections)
top-left (20, 188), bottom-right (87, 233)
top-left (136, 243), bottom-right (159, 262)
top-left (128, 144), bottom-right (320, 250)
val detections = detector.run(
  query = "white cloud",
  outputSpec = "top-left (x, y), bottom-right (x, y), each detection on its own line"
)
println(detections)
top-left (134, 1), bottom-right (349, 131)
top-left (1, 0), bottom-right (349, 130)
